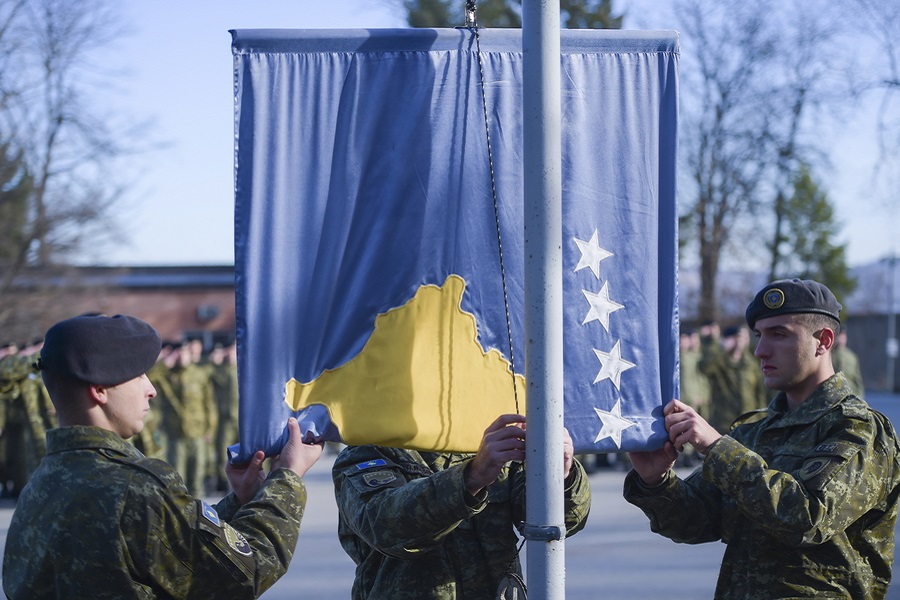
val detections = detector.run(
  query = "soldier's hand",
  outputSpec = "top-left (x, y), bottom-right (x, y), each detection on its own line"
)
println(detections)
top-left (271, 417), bottom-right (324, 478)
top-left (628, 444), bottom-right (677, 487)
top-left (464, 414), bottom-right (526, 496)
top-left (664, 399), bottom-right (721, 455)
top-left (225, 450), bottom-right (266, 506)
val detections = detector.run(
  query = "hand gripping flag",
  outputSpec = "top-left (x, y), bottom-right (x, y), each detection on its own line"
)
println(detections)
top-left (231, 28), bottom-right (679, 459)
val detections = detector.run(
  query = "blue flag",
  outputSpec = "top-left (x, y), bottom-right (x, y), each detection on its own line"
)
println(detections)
top-left (231, 28), bottom-right (679, 459)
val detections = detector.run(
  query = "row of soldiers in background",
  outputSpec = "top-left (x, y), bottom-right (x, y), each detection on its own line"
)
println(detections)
top-left (0, 336), bottom-right (239, 498)
top-left (678, 320), bottom-right (865, 464)
top-left (0, 340), bottom-right (55, 498)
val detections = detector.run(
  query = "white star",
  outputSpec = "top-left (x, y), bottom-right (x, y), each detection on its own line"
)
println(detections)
top-left (582, 281), bottom-right (624, 331)
top-left (593, 399), bottom-right (637, 447)
top-left (573, 230), bottom-right (613, 279)
top-left (592, 340), bottom-right (636, 389)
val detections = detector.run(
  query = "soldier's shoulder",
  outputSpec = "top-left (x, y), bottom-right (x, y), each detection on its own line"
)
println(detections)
top-left (334, 445), bottom-right (401, 471)
top-left (836, 393), bottom-right (873, 421)
top-left (105, 451), bottom-right (184, 489)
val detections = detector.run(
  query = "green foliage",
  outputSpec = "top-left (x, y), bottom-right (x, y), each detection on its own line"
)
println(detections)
top-left (560, 0), bottom-right (623, 29)
top-left (775, 164), bottom-right (856, 305)
top-left (402, 0), bottom-right (623, 29)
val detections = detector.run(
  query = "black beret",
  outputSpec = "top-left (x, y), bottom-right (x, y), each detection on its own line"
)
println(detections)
top-left (721, 325), bottom-right (741, 338)
top-left (745, 279), bottom-right (841, 329)
top-left (39, 315), bottom-right (161, 386)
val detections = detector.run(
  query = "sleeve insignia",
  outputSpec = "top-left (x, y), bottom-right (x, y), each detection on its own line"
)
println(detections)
top-left (201, 501), bottom-right (221, 527)
top-left (356, 458), bottom-right (388, 470)
top-left (224, 524), bottom-right (253, 556)
top-left (798, 458), bottom-right (830, 481)
top-left (362, 470), bottom-right (397, 487)
top-left (812, 443), bottom-right (838, 453)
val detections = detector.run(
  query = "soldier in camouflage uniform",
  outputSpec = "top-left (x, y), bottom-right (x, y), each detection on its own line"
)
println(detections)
top-left (832, 328), bottom-right (865, 399)
top-left (624, 279), bottom-right (900, 599)
top-left (333, 414), bottom-right (592, 599)
top-left (211, 341), bottom-right (240, 491)
top-left (0, 349), bottom-right (51, 495)
top-left (698, 322), bottom-right (770, 434)
top-left (168, 342), bottom-right (219, 497)
top-left (680, 327), bottom-right (711, 416)
top-left (2, 314), bottom-right (323, 599)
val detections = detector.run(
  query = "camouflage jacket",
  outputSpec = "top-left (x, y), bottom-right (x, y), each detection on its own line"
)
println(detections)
top-left (333, 445), bottom-right (591, 599)
top-left (624, 374), bottom-right (900, 599)
top-left (2, 426), bottom-right (307, 599)
top-left (168, 363), bottom-right (218, 439)
top-left (698, 337), bottom-right (770, 434)
top-left (832, 346), bottom-right (865, 400)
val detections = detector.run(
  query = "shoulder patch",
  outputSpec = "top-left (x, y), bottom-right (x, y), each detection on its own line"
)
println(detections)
top-left (201, 501), bottom-right (221, 527)
top-left (362, 470), bottom-right (398, 487)
top-left (798, 458), bottom-right (831, 481)
top-left (796, 441), bottom-right (859, 489)
top-left (195, 499), bottom-right (255, 578)
top-left (355, 458), bottom-right (389, 470)
top-left (223, 524), bottom-right (253, 556)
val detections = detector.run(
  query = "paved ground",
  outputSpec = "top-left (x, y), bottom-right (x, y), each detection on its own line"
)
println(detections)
top-left (2, 392), bottom-right (900, 598)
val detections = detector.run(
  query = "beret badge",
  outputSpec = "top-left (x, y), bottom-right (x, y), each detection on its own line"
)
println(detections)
top-left (763, 288), bottom-right (785, 310)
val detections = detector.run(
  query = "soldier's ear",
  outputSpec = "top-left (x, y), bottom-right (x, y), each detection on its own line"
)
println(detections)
top-left (815, 328), bottom-right (835, 356)
top-left (88, 383), bottom-right (110, 406)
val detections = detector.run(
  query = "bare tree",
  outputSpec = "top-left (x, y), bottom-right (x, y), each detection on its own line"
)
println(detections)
top-left (0, 0), bottom-right (141, 336)
top-left (399, 0), bottom-right (623, 29)
top-left (676, 0), bottom-right (779, 321)
top-left (765, 2), bottom-right (850, 281)
top-left (851, 0), bottom-right (899, 199)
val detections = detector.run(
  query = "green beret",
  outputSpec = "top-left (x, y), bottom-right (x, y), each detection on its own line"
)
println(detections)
top-left (745, 279), bottom-right (841, 329)
top-left (38, 315), bottom-right (161, 386)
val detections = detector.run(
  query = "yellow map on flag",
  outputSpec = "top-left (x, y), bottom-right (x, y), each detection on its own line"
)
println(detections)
top-left (285, 275), bottom-right (525, 452)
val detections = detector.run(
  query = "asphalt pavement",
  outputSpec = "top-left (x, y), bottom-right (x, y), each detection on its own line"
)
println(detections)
top-left (2, 392), bottom-right (900, 599)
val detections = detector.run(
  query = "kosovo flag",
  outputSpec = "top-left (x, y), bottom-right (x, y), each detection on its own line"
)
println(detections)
top-left (231, 29), bottom-right (679, 459)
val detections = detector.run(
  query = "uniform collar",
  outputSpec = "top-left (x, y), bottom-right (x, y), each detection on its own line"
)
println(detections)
top-left (767, 372), bottom-right (853, 427)
top-left (46, 425), bottom-right (143, 459)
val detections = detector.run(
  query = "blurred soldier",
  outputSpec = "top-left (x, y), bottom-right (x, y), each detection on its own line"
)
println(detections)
top-left (626, 279), bottom-right (900, 599)
top-left (698, 322), bottom-right (769, 434)
top-left (832, 328), bottom-right (865, 399)
top-left (678, 327), bottom-right (711, 466)
top-left (131, 345), bottom-right (177, 460)
top-left (0, 346), bottom-right (49, 497)
top-left (333, 414), bottom-right (592, 598)
top-left (153, 341), bottom-right (182, 460)
top-left (2, 314), bottom-right (323, 598)
top-left (679, 326), bottom-right (711, 418)
top-left (168, 341), bottom-right (218, 496)
top-left (211, 341), bottom-right (240, 491)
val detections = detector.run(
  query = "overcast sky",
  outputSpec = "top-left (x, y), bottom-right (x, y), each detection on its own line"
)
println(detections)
top-left (88, 0), bottom-right (897, 268)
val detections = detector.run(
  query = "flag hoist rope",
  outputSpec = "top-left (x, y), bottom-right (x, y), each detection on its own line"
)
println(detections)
top-left (465, 4), bottom-right (530, 597)
top-left (465, 0), bottom-right (521, 417)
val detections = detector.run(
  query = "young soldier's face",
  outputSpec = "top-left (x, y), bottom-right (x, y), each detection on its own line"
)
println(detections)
top-left (104, 373), bottom-right (157, 438)
top-left (753, 314), bottom-right (821, 393)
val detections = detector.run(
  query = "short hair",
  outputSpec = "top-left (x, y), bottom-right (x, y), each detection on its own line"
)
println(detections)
top-left (795, 312), bottom-right (841, 337)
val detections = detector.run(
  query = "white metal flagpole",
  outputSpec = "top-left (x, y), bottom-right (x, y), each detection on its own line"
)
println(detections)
top-left (522, 0), bottom-right (565, 598)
